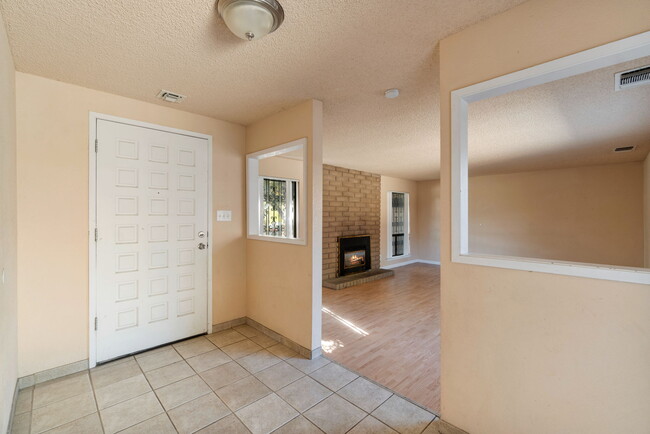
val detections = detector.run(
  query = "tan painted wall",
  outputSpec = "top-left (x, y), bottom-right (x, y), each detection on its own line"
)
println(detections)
top-left (380, 176), bottom-right (419, 267)
top-left (411, 161), bottom-right (645, 268)
top-left (259, 156), bottom-right (304, 182)
top-left (469, 163), bottom-right (645, 268)
top-left (416, 180), bottom-right (441, 263)
top-left (644, 154), bottom-right (650, 267)
top-left (15, 73), bottom-right (247, 376)
top-left (439, 1), bottom-right (650, 433)
top-left (245, 100), bottom-right (323, 351)
top-left (0, 11), bottom-right (18, 433)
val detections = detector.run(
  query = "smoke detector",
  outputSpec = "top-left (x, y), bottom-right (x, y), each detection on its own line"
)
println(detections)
top-left (613, 145), bottom-right (636, 153)
top-left (384, 89), bottom-right (400, 99)
top-left (156, 90), bottom-right (186, 103)
top-left (615, 65), bottom-right (650, 91)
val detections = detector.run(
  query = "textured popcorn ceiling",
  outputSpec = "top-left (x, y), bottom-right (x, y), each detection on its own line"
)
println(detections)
top-left (468, 57), bottom-right (650, 176)
top-left (0, 0), bottom-right (528, 180)
top-left (8, 1), bottom-right (645, 180)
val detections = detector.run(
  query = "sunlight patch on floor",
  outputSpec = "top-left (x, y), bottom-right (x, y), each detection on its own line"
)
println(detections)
top-left (321, 339), bottom-right (345, 354)
top-left (322, 306), bottom-right (369, 336)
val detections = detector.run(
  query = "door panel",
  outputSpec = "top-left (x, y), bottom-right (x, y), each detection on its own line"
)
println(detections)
top-left (96, 119), bottom-right (209, 362)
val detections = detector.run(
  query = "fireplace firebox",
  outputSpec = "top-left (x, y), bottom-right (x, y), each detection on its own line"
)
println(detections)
top-left (338, 235), bottom-right (371, 276)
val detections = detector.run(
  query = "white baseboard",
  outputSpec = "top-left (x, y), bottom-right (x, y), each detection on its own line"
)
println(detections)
top-left (381, 259), bottom-right (440, 269)
top-left (418, 260), bottom-right (441, 265)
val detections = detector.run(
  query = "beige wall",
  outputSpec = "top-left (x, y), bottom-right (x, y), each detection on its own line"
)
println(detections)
top-left (410, 161), bottom-right (645, 268)
top-left (15, 73), bottom-right (247, 376)
top-left (416, 180), bottom-right (441, 263)
top-left (245, 100), bottom-right (323, 351)
top-left (259, 155), bottom-right (304, 182)
top-left (470, 163), bottom-right (645, 268)
top-left (0, 11), bottom-right (17, 433)
top-left (439, 1), bottom-right (650, 433)
top-left (644, 154), bottom-right (650, 267)
top-left (380, 176), bottom-right (419, 267)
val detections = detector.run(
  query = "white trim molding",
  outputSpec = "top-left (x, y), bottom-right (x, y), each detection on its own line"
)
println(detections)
top-left (88, 113), bottom-right (214, 368)
top-left (246, 138), bottom-right (308, 246)
top-left (451, 31), bottom-right (650, 285)
top-left (382, 259), bottom-right (441, 269)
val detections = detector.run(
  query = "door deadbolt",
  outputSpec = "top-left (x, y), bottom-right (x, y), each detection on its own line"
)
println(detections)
top-left (198, 243), bottom-right (206, 250)
top-left (198, 231), bottom-right (205, 238)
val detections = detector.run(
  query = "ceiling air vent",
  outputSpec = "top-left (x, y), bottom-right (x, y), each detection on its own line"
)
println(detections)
top-left (615, 65), bottom-right (650, 91)
top-left (156, 90), bottom-right (186, 103)
top-left (613, 145), bottom-right (636, 153)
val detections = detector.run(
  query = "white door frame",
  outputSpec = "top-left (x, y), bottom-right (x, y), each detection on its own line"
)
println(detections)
top-left (88, 112), bottom-right (213, 368)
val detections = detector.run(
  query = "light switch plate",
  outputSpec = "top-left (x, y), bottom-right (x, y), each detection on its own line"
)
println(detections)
top-left (216, 210), bottom-right (232, 222)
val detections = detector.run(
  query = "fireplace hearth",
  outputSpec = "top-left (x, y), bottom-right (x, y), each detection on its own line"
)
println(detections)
top-left (339, 235), bottom-right (371, 276)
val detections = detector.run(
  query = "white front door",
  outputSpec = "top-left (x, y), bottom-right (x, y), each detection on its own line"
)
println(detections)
top-left (95, 118), bottom-right (209, 363)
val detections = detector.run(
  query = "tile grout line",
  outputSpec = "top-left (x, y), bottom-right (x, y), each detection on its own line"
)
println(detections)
top-left (274, 363), bottom-right (337, 415)
top-left (30, 372), bottom-right (97, 434)
top-left (175, 343), bottom-right (227, 433)
top-left (343, 414), bottom-right (370, 434)
top-left (180, 335), bottom-right (293, 433)
top-left (170, 338), bottom-right (245, 432)
top-left (307, 378), bottom-right (374, 431)
top-left (166, 335), bottom-right (304, 432)
top-left (308, 360), bottom-right (393, 411)
top-left (21, 332), bottom-right (432, 434)
top-left (93, 365), bottom-right (149, 407)
top-left (87, 369), bottom-right (107, 434)
top-left (28, 383), bottom-right (35, 433)
top-left (18, 336), bottom-right (246, 433)
top-left (92, 352), bottom-right (176, 433)
top-left (183, 339), bottom-right (253, 432)
top-left (303, 359), bottom-right (437, 434)
top-left (198, 334), bottom-right (316, 432)
top-left (212, 334), bottom-right (381, 432)
top-left (253, 356), bottom-right (375, 432)
top-left (135, 346), bottom-right (181, 433)
top-left (321, 354), bottom-right (439, 417)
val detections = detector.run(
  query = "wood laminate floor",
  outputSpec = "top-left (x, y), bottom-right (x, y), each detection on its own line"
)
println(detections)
top-left (322, 263), bottom-right (440, 413)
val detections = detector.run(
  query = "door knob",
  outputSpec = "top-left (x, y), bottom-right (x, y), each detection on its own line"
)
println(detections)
top-left (198, 243), bottom-right (206, 250)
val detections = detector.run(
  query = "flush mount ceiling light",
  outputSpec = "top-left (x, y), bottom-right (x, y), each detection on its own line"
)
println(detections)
top-left (217, 0), bottom-right (284, 41)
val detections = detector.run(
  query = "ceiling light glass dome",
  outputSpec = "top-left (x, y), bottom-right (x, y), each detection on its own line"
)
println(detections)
top-left (217, 0), bottom-right (284, 41)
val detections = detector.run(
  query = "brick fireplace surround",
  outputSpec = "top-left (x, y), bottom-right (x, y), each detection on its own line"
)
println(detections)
top-left (323, 164), bottom-right (381, 280)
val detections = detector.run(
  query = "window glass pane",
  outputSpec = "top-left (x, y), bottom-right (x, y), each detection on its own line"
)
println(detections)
top-left (392, 234), bottom-right (404, 256)
top-left (392, 192), bottom-right (405, 256)
top-left (262, 178), bottom-right (287, 237)
top-left (291, 181), bottom-right (297, 237)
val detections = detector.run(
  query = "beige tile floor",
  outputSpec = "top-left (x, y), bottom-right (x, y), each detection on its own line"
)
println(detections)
top-left (10, 325), bottom-right (437, 434)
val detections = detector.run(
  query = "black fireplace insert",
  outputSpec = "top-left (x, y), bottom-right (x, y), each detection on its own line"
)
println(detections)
top-left (338, 235), bottom-right (371, 276)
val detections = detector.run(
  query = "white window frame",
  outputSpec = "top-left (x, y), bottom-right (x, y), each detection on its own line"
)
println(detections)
top-left (258, 175), bottom-right (299, 239)
top-left (387, 191), bottom-right (410, 259)
top-left (451, 31), bottom-right (650, 285)
top-left (247, 138), bottom-right (307, 245)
